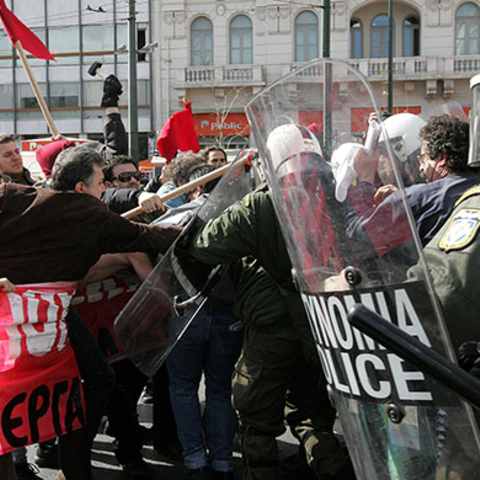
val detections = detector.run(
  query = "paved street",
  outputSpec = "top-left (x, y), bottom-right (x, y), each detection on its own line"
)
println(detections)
top-left (26, 386), bottom-right (299, 480)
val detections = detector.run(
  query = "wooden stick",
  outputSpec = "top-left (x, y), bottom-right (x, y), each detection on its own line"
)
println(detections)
top-left (122, 155), bottom-right (250, 220)
top-left (15, 40), bottom-right (60, 137)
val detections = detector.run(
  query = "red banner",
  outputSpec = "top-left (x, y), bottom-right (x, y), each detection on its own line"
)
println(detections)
top-left (299, 111), bottom-right (324, 133)
top-left (73, 275), bottom-right (141, 363)
top-left (0, 282), bottom-right (85, 455)
top-left (351, 107), bottom-right (422, 133)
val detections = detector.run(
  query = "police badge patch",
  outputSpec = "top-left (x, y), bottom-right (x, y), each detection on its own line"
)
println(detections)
top-left (439, 208), bottom-right (480, 252)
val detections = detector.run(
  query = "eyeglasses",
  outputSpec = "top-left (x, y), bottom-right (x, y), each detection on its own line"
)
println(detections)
top-left (114, 171), bottom-right (141, 182)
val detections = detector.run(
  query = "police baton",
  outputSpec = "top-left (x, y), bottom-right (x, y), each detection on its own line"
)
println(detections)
top-left (348, 304), bottom-right (480, 411)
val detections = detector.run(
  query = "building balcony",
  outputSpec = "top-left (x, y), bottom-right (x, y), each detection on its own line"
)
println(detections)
top-left (176, 64), bottom-right (265, 89)
top-left (285, 56), bottom-right (480, 83)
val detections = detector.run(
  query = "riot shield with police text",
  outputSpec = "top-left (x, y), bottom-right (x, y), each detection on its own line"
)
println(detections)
top-left (246, 58), bottom-right (480, 479)
top-left (114, 156), bottom-right (251, 376)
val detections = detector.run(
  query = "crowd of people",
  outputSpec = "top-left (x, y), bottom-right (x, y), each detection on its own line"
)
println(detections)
top-left (1, 71), bottom-right (480, 480)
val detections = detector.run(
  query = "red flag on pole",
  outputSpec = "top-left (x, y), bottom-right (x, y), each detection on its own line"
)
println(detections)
top-left (0, 0), bottom-right (55, 60)
top-left (157, 100), bottom-right (200, 162)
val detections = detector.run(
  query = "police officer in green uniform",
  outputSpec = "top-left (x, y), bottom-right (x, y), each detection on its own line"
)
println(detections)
top-left (185, 184), bottom-right (354, 480)
top-left (410, 184), bottom-right (480, 358)
top-left (410, 74), bottom-right (480, 369)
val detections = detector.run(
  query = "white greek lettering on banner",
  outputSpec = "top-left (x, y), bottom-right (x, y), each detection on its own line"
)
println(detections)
top-left (6, 288), bottom-right (74, 359)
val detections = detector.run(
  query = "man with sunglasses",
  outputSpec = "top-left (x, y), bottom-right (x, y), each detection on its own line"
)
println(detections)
top-left (104, 155), bottom-right (142, 189)
top-left (101, 156), bottom-right (164, 220)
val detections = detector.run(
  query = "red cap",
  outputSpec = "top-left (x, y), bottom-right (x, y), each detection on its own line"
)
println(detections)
top-left (35, 140), bottom-right (76, 178)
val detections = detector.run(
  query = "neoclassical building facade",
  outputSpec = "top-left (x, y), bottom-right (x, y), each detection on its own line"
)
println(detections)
top-left (152, 0), bottom-right (480, 149)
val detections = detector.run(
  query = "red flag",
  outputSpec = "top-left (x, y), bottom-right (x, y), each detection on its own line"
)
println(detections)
top-left (157, 101), bottom-right (200, 162)
top-left (0, 0), bottom-right (55, 61)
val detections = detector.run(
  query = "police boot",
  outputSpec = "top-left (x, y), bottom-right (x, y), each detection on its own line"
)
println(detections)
top-left (280, 445), bottom-right (316, 480)
top-left (320, 460), bottom-right (356, 480)
top-left (241, 425), bottom-right (280, 480)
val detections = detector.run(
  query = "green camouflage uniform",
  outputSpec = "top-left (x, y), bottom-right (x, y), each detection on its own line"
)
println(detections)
top-left (187, 189), bottom-right (349, 480)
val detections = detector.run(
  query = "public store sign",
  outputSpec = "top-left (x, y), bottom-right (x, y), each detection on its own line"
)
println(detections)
top-left (193, 113), bottom-right (250, 137)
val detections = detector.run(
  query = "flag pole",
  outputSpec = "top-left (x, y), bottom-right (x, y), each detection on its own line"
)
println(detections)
top-left (15, 40), bottom-right (59, 137)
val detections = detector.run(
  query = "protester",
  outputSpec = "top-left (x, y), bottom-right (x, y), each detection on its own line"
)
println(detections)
top-left (156, 165), bottom-right (242, 480)
top-left (101, 156), bottom-right (164, 221)
top-left (201, 146), bottom-right (228, 169)
top-left (101, 74), bottom-right (128, 158)
top-left (103, 155), bottom-right (142, 190)
top-left (343, 114), bottom-right (478, 252)
top-left (0, 277), bottom-right (15, 293)
top-left (35, 139), bottom-right (76, 179)
top-left (0, 134), bottom-right (37, 185)
top-left (156, 153), bottom-right (206, 209)
top-left (94, 154), bottom-right (181, 477)
top-left (0, 145), bottom-right (181, 480)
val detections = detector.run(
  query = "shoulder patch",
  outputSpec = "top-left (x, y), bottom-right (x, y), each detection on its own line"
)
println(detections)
top-left (455, 184), bottom-right (480, 207)
top-left (439, 208), bottom-right (480, 252)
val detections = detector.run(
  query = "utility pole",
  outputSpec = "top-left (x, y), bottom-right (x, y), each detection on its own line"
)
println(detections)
top-left (387, 0), bottom-right (394, 115)
top-left (323, 0), bottom-right (332, 158)
top-left (128, 0), bottom-right (139, 160)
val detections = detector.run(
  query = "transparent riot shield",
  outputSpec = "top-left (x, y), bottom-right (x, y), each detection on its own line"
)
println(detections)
top-left (246, 58), bottom-right (480, 479)
top-left (114, 156), bottom-right (251, 376)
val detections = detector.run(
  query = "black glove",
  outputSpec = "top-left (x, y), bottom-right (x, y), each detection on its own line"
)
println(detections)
top-left (100, 74), bottom-right (123, 108)
top-left (458, 340), bottom-right (480, 371)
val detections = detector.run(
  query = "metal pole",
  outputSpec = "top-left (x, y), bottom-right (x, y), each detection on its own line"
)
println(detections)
top-left (128, 0), bottom-right (139, 160)
top-left (322, 0), bottom-right (330, 58)
top-left (322, 0), bottom-right (332, 158)
top-left (388, 0), bottom-right (394, 114)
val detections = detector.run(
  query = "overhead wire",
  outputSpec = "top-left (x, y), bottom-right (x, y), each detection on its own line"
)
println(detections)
top-left (12, 0), bottom-right (152, 27)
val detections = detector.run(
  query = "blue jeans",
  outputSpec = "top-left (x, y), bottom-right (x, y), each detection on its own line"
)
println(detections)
top-left (167, 307), bottom-right (242, 472)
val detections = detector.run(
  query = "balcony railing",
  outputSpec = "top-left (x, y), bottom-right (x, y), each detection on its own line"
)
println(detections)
top-left (179, 64), bottom-right (264, 87)
top-left (454, 57), bottom-right (480, 73)
top-left (285, 56), bottom-right (480, 82)
top-left (184, 66), bottom-right (214, 83)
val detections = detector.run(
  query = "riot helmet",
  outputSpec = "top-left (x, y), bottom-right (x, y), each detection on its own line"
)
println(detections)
top-left (378, 112), bottom-right (426, 186)
top-left (265, 123), bottom-right (324, 180)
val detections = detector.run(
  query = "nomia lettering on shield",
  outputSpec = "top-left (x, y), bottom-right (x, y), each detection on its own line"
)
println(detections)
top-left (301, 287), bottom-right (433, 402)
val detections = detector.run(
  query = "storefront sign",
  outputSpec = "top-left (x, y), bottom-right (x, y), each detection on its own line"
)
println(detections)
top-left (193, 113), bottom-right (250, 136)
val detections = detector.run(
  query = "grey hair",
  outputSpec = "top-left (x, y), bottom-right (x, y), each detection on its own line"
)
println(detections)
top-left (49, 145), bottom-right (104, 191)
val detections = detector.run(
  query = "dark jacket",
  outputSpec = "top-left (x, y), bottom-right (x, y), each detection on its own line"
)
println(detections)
top-left (102, 187), bottom-right (141, 214)
top-left (0, 183), bottom-right (181, 284)
top-left (347, 170), bottom-right (480, 253)
top-left (104, 112), bottom-right (127, 157)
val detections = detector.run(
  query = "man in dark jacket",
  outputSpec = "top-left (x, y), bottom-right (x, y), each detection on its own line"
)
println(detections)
top-left (0, 145), bottom-right (181, 480)
top-left (347, 115), bottom-right (479, 252)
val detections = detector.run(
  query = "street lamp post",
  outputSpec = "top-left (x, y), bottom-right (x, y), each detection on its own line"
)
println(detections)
top-left (323, 0), bottom-right (332, 157)
top-left (128, 0), bottom-right (139, 160)
top-left (388, 0), bottom-right (394, 115)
